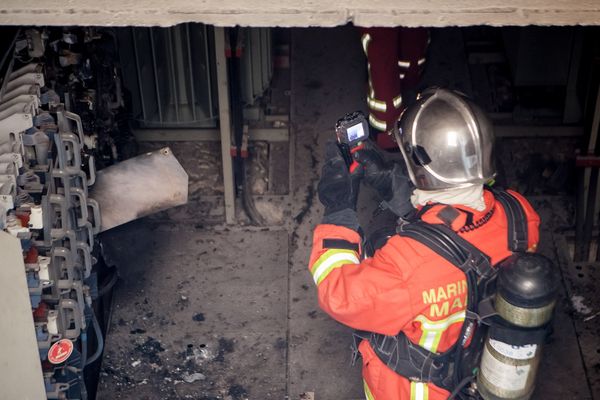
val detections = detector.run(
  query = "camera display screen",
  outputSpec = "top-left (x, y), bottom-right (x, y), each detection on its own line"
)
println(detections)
top-left (347, 123), bottom-right (366, 142)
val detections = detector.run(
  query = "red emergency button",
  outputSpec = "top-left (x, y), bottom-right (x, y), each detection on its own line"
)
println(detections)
top-left (48, 339), bottom-right (74, 364)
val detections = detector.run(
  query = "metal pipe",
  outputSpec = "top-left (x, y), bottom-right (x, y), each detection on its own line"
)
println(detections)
top-left (205, 25), bottom-right (215, 119)
top-left (577, 84), bottom-right (600, 261)
top-left (84, 310), bottom-right (104, 366)
top-left (574, 168), bottom-right (586, 261)
top-left (582, 168), bottom-right (598, 261)
top-left (166, 28), bottom-right (179, 123)
top-left (148, 28), bottom-right (163, 123)
top-left (185, 24), bottom-right (197, 121)
top-left (130, 28), bottom-right (147, 121)
top-left (214, 27), bottom-right (236, 224)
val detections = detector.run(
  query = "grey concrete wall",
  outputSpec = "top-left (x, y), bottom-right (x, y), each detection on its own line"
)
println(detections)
top-left (0, 0), bottom-right (599, 27)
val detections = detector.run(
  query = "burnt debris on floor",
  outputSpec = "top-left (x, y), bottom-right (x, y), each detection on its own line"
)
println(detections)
top-left (97, 224), bottom-right (288, 400)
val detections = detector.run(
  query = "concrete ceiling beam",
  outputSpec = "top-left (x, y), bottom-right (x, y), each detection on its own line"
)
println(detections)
top-left (0, 0), bottom-right (599, 27)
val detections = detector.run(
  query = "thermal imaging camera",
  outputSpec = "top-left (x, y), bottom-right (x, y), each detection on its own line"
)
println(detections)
top-left (335, 111), bottom-right (369, 171)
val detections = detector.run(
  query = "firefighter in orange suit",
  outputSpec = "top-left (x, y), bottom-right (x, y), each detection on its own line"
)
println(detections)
top-left (309, 88), bottom-right (540, 399)
top-left (359, 27), bottom-right (429, 149)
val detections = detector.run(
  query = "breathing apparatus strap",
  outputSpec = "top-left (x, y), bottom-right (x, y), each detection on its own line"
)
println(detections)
top-left (399, 221), bottom-right (495, 280)
top-left (492, 189), bottom-right (529, 252)
top-left (353, 190), bottom-right (528, 392)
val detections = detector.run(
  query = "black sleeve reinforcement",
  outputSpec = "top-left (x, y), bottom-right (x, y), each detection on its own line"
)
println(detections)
top-left (322, 238), bottom-right (360, 252)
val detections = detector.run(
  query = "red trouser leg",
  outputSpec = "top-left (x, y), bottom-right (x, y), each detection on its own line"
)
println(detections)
top-left (359, 27), bottom-right (429, 149)
top-left (359, 340), bottom-right (451, 400)
top-left (397, 27), bottom-right (430, 90)
top-left (359, 27), bottom-right (402, 144)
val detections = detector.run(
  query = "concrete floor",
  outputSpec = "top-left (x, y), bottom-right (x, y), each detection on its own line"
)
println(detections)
top-left (97, 27), bottom-right (596, 399)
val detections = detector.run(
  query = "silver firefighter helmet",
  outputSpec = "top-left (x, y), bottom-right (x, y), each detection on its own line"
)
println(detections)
top-left (395, 88), bottom-right (495, 190)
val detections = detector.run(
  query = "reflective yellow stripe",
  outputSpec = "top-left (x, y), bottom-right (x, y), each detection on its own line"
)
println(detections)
top-left (398, 60), bottom-right (411, 69)
top-left (392, 94), bottom-right (403, 109)
top-left (311, 249), bottom-right (359, 285)
top-left (418, 327), bottom-right (441, 352)
top-left (415, 311), bottom-right (466, 353)
top-left (368, 113), bottom-right (386, 132)
top-left (399, 73), bottom-right (406, 80)
top-left (364, 379), bottom-right (376, 400)
top-left (418, 57), bottom-right (427, 66)
top-left (410, 381), bottom-right (429, 400)
top-left (367, 96), bottom-right (387, 112)
top-left (361, 33), bottom-right (372, 56)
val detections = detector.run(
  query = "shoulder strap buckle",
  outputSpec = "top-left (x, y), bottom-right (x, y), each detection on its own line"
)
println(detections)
top-left (462, 253), bottom-right (494, 279)
top-left (512, 238), bottom-right (529, 252)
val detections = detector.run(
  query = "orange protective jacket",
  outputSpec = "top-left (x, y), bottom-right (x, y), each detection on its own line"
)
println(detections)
top-left (308, 189), bottom-right (540, 400)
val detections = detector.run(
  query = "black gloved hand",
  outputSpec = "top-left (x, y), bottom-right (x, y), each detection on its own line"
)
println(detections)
top-left (354, 142), bottom-right (415, 218)
top-left (317, 141), bottom-right (362, 216)
top-left (383, 164), bottom-right (416, 218)
top-left (353, 141), bottom-right (394, 201)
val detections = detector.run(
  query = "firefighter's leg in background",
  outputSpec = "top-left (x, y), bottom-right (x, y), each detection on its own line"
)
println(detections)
top-left (359, 27), bottom-right (402, 148)
top-left (360, 27), bottom-right (429, 149)
top-left (397, 27), bottom-right (430, 108)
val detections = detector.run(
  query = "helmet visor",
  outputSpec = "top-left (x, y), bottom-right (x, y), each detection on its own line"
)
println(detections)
top-left (411, 96), bottom-right (482, 185)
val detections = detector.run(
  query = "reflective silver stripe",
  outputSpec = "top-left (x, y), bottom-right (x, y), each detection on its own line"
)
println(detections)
top-left (399, 73), bottom-right (406, 80)
top-left (364, 379), bottom-right (376, 400)
top-left (398, 60), bottom-right (411, 69)
top-left (410, 381), bottom-right (429, 400)
top-left (393, 95), bottom-right (402, 109)
top-left (368, 113), bottom-right (386, 132)
top-left (415, 311), bottom-right (466, 352)
top-left (367, 96), bottom-right (387, 112)
top-left (418, 57), bottom-right (426, 66)
top-left (416, 311), bottom-right (466, 330)
top-left (361, 33), bottom-right (372, 56)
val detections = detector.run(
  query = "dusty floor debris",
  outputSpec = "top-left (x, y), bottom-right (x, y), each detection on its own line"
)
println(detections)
top-left (97, 226), bottom-right (287, 399)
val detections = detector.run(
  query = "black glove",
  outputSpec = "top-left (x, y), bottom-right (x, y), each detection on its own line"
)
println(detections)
top-left (354, 142), bottom-right (415, 218)
top-left (353, 141), bottom-right (394, 200)
top-left (317, 141), bottom-right (362, 216)
top-left (382, 164), bottom-right (416, 218)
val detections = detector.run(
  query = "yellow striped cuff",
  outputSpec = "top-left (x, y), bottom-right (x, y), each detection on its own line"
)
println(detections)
top-left (311, 249), bottom-right (359, 285)
top-left (367, 96), bottom-right (387, 112)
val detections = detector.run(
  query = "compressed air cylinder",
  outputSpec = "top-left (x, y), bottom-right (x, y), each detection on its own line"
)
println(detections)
top-left (478, 253), bottom-right (558, 400)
